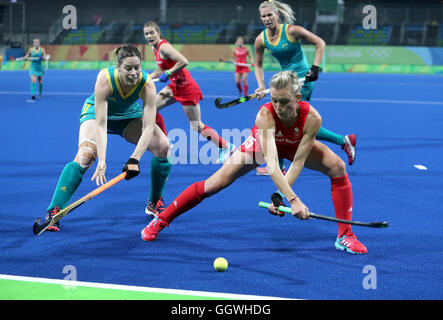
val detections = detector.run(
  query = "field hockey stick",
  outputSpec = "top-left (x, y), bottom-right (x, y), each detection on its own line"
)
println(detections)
top-left (15, 57), bottom-right (39, 61)
top-left (258, 201), bottom-right (389, 228)
top-left (33, 172), bottom-right (127, 235)
top-left (218, 59), bottom-right (253, 67)
top-left (214, 77), bottom-right (305, 109)
top-left (15, 55), bottom-right (50, 61)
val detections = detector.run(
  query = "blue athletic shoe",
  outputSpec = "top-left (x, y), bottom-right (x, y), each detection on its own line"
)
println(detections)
top-left (216, 143), bottom-right (236, 164)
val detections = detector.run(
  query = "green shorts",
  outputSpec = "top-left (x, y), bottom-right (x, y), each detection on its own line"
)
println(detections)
top-left (30, 63), bottom-right (44, 77)
top-left (301, 81), bottom-right (314, 101)
top-left (80, 113), bottom-right (139, 137)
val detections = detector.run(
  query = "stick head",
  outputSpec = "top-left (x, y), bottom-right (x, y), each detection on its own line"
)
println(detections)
top-left (371, 221), bottom-right (389, 228)
top-left (33, 218), bottom-right (42, 235)
top-left (214, 97), bottom-right (222, 108)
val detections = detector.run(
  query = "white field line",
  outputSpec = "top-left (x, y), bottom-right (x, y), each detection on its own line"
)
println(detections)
top-left (0, 274), bottom-right (294, 300)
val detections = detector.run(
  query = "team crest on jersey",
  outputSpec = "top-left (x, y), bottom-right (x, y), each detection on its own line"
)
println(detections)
top-left (293, 127), bottom-right (300, 138)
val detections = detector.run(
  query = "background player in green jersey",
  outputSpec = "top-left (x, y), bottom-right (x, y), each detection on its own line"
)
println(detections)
top-left (44, 45), bottom-right (172, 232)
top-left (19, 38), bottom-right (47, 101)
top-left (254, 1), bottom-right (356, 175)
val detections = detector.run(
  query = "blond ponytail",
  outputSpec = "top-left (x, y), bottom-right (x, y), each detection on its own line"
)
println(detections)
top-left (259, 0), bottom-right (296, 24)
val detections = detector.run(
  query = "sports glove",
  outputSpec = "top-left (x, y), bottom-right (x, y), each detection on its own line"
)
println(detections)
top-left (270, 192), bottom-right (285, 217)
top-left (305, 65), bottom-right (319, 82)
top-left (122, 158), bottom-right (140, 180)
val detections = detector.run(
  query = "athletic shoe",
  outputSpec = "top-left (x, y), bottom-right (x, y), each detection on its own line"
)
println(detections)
top-left (256, 166), bottom-right (286, 176)
top-left (342, 134), bottom-right (356, 165)
top-left (335, 230), bottom-right (368, 254)
top-left (141, 216), bottom-right (169, 241)
top-left (216, 143), bottom-right (236, 163)
top-left (45, 206), bottom-right (60, 232)
top-left (145, 198), bottom-right (166, 216)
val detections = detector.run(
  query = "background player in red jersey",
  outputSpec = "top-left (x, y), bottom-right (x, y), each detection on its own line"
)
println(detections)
top-left (232, 36), bottom-right (254, 96)
top-left (144, 21), bottom-right (235, 166)
top-left (141, 71), bottom-right (367, 255)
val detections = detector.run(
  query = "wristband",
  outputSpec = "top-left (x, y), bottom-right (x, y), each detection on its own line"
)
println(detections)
top-left (126, 158), bottom-right (139, 165)
top-left (275, 190), bottom-right (284, 199)
top-left (288, 196), bottom-right (298, 204)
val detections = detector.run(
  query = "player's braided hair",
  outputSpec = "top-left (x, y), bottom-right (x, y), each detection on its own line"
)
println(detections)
top-left (114, 45), bottom-right (141, 66)
top-left (269, 71), bottom-right (302, 96)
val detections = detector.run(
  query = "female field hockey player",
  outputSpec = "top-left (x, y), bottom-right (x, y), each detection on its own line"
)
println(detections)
top-left (143, 21), bottom-right (235, 165)
top-left (44, 45), bottom-right (172, 231)
top-left (141, 71), bottom-right (367, 255)
top-left (232, 36), bottom-right (254, 96)
top-left (254, 0), bottom-right (356, 176)
top-left (18, 38), bottom-right (47, 100)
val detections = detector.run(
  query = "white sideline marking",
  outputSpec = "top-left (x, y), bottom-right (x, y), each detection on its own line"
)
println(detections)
top-left (0, 274), bottom-right (293, 300)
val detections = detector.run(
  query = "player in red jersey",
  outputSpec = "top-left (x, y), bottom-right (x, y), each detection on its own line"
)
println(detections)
top-left (141, 71), bottom-right (367, 255)
top-left (232, 36), bottom-right (254, 96)
top-left (143, 21), bottom-right (235, 166)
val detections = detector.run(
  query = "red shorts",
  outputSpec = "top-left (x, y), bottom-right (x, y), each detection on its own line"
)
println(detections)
top-left (239, 134), bottom-right (297, 161)
top-left (235, 66), bottom-right (250, 74)
top-left (168, 81), bottom-right (203, 106)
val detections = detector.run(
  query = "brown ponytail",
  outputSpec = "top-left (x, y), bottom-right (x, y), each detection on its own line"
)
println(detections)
top-left (114, 45), bottom-right (142, 66)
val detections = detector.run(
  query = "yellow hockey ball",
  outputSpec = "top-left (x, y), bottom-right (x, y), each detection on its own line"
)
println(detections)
top-left (213, 257), bottom-right (228, 272)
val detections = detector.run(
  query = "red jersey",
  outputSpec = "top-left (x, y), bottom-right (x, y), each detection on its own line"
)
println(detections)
top-left (153, 39), bottom-right (202, 105)
top-left (240, 101), bottom-right (310, 160)
top-left (234, 46), bottom-right (250, 73)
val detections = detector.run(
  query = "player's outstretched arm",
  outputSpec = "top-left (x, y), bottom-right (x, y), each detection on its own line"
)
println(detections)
top-left (91, 70), bottom-right (111, 186)
top-left (129, 79), bottom-right (157, 163)
top-left (254, 34), bottom-right (266, 97)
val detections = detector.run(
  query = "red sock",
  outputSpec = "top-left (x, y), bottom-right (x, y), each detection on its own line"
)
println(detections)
top-left (200, 125), bottom-right (228, 149)
top-left (243, 84), bottom-right (248, 96)
top-left (330, 174), bottom-right (353, 237)
top-left (236, 83), bottom-right (242, 93)
top-left (159, 181), bottom-right (207, 224)
top-left (155, 113), bottom-right (167, 136)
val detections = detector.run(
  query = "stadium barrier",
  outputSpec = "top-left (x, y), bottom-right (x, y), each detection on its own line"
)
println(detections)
top-left (2, 44), bottom-right (443, 74)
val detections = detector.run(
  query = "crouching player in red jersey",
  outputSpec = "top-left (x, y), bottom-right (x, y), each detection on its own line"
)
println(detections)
top-left (141, 71), bottom-right (367, 254)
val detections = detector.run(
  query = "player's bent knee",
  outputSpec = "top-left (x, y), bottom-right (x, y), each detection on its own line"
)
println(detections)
top-left (330, 157), bottom-right (346, 177)
top-left (190, 122), bottom-right (202, 132)
top-left (76, 139), bottom-right (97, 169)
top-left (155, 140), bottom-right (170, 158)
